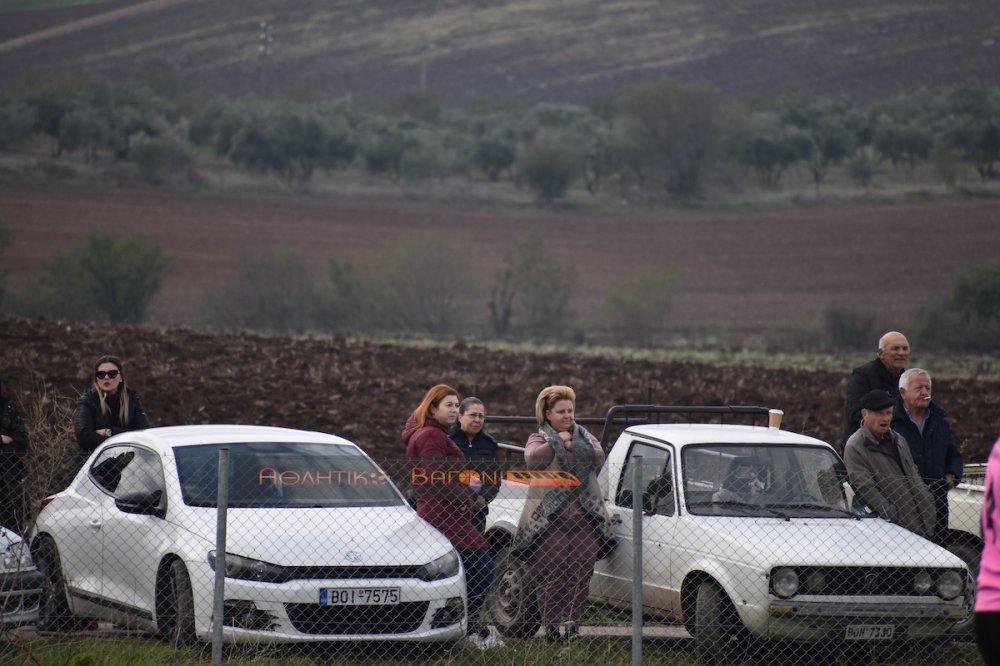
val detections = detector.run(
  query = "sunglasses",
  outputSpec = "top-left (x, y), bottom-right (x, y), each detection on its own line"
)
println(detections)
top-left (95, 370), bottom-right (120, 380)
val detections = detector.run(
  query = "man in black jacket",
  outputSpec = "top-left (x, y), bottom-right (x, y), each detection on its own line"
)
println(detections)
top-left (841, 331), bottom-right (910, 446)
top-left (891, 368), bottom-right (963, 539)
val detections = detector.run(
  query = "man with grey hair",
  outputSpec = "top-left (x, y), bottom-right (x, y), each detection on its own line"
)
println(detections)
top-left (891, 368), bottom-right (963, 539)
top-left (841, 331), bottom-right (910, 446)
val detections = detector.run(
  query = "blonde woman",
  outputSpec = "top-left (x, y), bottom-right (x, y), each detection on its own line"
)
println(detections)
top-left (73, 355), bottom-right (150, 464)
top-left (513, 385), bottom-right (613, 643)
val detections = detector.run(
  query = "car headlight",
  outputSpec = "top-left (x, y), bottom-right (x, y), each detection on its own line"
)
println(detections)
top-left (913, 570), bottom-right (933, 594)
top-left (935, 570), bottom-right (964, 600)
top-left (771, 567), bottom-right (799, 598)
top-left (417, 550), bottom-right (460, 582)
top-left (208, 551), bottom-right (289, 583)
top-left (1, 540), bottom-right (34, 572)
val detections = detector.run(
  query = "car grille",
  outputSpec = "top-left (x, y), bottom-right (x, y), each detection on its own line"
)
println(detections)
top-left (285, 601), bottom-right (429, 635)
top-left (281, 565), bottom-right (422, 581)
top-left (773, 566), bottom-right (963, 596)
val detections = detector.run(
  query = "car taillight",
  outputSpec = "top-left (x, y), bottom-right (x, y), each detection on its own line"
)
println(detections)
top-left (38, 496), bottom-right (56, 511)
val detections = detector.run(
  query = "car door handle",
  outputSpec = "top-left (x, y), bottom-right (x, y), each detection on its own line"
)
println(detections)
top-left (88, 518), bottom-right (103, 530)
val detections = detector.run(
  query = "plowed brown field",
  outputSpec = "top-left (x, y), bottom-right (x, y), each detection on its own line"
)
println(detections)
top-left (3, 183), bottom-right (1000, 332)
top-left (3, 317), bottom-right (998, 468)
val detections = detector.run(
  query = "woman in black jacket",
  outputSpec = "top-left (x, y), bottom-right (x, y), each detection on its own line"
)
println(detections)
top-left (0, 379), bottom-right (29, 532)
top-left (73, 356), bottom-right (150, 469)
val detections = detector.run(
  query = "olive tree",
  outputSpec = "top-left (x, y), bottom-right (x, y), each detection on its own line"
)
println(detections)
top-left (15, 232), bottom-right (171, 323)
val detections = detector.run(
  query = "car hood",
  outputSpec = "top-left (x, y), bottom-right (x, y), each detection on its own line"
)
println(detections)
top-left (676, 516), bottom-right (965, 568)
top-left (174, 505), bottom-right (454, 567)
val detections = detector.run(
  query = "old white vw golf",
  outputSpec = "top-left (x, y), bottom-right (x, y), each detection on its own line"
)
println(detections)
top-left (31, 425), bottom-right (465, 646)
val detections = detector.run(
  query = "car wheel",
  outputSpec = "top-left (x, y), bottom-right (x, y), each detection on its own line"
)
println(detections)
top-left (694, 581), bottom-right (740, 666)
top-left (945, 539), bottom-right (981, 636)
top-left (34, 538), bottom-right (74, 632)
top-left (487, 547), bottom-right (539, 639)
top-left (158, 559), bottom-right (196, 647)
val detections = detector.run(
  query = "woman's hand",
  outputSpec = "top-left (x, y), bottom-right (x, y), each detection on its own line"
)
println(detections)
top-left (0, 434), bottom-right (11, 445)
top-left (559, 430), bottom-right (572, 449)
top-left (98, 428), bottom-right (112, 438)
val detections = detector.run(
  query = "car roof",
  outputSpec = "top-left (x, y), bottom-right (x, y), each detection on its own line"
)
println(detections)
top-left (106, 424), bottom-right (358, 451)
top-left (622, 423), bottom-right (833, 449)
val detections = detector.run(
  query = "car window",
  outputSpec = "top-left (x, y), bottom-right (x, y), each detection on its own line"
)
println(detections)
top-left (91, 446), bottom-right (137, 494)
top-left (682, 444), bottom-right (852, 517)
top-left (174, 442), bottom-right (405, 508)
top-left (615, 440), bottom-right (675, 516)
top-left (115, 448), bottom-right (165, 499)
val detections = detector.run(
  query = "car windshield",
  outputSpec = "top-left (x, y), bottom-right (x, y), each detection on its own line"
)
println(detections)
top-left (682, 444), bottom-right (864, 518)
top-left (174, 442), bottom-right (404, 508)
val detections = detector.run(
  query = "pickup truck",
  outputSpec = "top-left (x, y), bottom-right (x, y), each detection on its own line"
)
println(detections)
top-left (484, 405), bottom-right (970, 664)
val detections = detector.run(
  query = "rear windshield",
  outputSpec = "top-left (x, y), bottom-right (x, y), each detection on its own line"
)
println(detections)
top-left (174, 442), bottom-right (404, 508)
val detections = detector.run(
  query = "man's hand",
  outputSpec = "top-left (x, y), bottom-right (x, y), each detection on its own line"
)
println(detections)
top-left (0, 434), bottom-right (11, 445)
top-left (945, 473), bottom-right (958, 489)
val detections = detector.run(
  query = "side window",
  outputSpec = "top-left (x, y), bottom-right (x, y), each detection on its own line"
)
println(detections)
top-left (115, 448), bottom-right (165, 499)
top-left (616, 441), bottom-right (675, 516)
top-left (90, 446), bottom-right (137, 494)
top-left (90, 446), bottom-right (164, 499)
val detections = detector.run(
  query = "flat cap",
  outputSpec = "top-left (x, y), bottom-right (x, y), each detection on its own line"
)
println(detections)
top-left (860, 389), bottom-right (895, 411)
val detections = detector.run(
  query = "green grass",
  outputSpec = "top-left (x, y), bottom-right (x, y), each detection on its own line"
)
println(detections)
top-left (3, 632), bottom-right (985, 665)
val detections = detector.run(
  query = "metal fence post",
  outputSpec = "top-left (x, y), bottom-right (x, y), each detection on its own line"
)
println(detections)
top-left (631, 455), bottom-right (643, 666)
top-left (212, 447), bottom-right (230, 665)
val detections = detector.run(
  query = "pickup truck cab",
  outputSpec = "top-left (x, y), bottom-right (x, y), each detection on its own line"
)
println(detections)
top-left (485, 405), bottom-right (969, 663)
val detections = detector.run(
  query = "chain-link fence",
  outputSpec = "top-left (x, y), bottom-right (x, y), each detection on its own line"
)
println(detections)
top-left (0, 430), bottom-right (988, 665)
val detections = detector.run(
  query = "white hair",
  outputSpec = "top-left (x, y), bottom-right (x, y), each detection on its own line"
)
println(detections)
top-left (899, 367), bottom-right (931, 391)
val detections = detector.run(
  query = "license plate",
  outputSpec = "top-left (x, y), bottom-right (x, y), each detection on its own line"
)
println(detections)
top-left (844, 624), bottom-right (894, 640)
top-left (319, 587), bottom-right (400, 606)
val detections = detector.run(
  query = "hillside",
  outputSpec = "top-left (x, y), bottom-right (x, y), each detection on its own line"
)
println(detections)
top-left (2, 0), bottom-right (999, 105)
top-left (4, 317), bottom-right (998, 474)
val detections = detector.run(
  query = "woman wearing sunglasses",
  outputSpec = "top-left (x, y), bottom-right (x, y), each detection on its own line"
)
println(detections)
top-left (72, 355), bottom-right (151, 468)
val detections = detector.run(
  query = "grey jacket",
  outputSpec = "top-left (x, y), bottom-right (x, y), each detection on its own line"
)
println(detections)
top-left (843, 424), bottom-right (936, 538)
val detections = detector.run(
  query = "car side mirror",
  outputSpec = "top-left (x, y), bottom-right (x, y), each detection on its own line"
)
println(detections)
top-left (116, 489), bottom-right (165, 517)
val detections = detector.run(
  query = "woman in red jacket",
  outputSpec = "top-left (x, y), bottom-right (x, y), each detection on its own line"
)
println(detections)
top-left (402, 384), bottom-right (503, 650)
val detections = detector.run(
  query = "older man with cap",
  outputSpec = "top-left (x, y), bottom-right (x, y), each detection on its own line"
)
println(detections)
top-left (843, 389), bottom-right (936, 539)
top-left (841, 331), bottom-right (910, 446)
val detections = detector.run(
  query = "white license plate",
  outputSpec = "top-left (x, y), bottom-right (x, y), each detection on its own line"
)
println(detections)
top-left (844, 624), bottom-right (895, 640)
top-left (319, 587), bottom-right (400, 606)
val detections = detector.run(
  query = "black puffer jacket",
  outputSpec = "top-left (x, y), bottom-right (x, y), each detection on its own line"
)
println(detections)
top-left (841, 358), bottom-right (902, 446)
top-left (0, 395), bottom-right (28, 457)
top-left (73, 387), bottom-right (151, 453)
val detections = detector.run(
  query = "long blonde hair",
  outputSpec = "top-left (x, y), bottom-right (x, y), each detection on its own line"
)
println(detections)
top-left (93, 355), bottom-right (132, 426)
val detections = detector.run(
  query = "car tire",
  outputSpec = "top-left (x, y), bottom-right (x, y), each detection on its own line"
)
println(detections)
top-left (945, 539), bottom-right (981, 636)
top-left (34, 537), bottom-right (74, 632)
top-left (158, 559), bottom-right (197, 647)
top-left (487, 547), bottom-right (540, 639)
top-left (694, 581), bottom-right (739, 666)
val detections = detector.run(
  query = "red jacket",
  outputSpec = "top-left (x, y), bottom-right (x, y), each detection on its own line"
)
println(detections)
top-left (402, 413), bottom-right (486, 550)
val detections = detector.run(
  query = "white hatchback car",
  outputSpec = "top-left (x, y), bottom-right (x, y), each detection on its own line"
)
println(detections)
top-left (31, 425), bottom-right (466, 647)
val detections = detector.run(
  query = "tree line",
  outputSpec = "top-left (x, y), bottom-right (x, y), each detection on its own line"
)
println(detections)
top-left (2, 75), bottom-right (1000, 200)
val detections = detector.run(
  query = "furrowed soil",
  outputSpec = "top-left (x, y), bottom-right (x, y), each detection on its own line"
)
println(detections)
top-left (3, 317), bottom-right (998, 472)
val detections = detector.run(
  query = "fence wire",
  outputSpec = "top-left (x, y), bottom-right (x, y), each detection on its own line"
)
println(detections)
top-left (1, 449), bottom-right (987, 665)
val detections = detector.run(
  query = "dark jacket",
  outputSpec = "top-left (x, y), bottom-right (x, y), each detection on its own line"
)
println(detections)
top-left (402, 414), bottom-right (487, 550)
top-left (891, 397), bottom-right (963, 484)
top-left (842, 358), bottom-right (902, 446)
top-left (73, 387), bottom-right (151, 454)
top-left (448, 425), bottom-right (501, 506)
top-left (0, 395), bottom-right (29, 458)
top-left (844, 424), bottom-right (936, 538)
